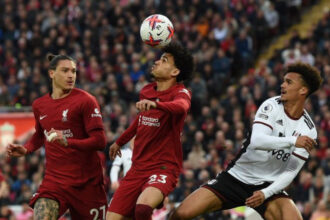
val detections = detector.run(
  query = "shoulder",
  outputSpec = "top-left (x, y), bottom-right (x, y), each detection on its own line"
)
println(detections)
top-left (140, 82), bottom-right (157, 99)
top-left (32, 93), bottom-right (50, 109)
top-left (72, 88), bottom-right (94, 99)
top-left (141, 82), bottom-right (156, 93)
top-left (174, 84), bottom-right (191, 99)
top-left (302, 110), bottom-right (317, 133)
top-left (258, 96), bottom-right (282, 113)
top-left (72, 88), bottom-right (97, 103)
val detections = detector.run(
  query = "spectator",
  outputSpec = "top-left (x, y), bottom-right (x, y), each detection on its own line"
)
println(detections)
top-left (0, 1), bottom-right (328, 219)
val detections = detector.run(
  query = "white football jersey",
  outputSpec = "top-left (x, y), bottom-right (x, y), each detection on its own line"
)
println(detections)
top-left (111, 144), bottom-right (133, 177)
top-left (228, 96), bottom-right (317, 185)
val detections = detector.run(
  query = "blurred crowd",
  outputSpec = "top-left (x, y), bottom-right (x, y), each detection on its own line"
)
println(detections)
top-left (0, 0), bottom-right (329, 219)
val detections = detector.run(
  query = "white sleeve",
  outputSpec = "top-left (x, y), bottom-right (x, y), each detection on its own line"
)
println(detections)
top-left (110, 165), bottom-right (120, 182)
top-left (250, 123), bottom-right (297, 150)
top-left (261, 155), bottom-right (305, 199)
top-left (110, 156), bottom-right (123, 182)
top-left (254, 99), bottom-right (278, 128)
top-left (291, 128), bottom-right (316, 160)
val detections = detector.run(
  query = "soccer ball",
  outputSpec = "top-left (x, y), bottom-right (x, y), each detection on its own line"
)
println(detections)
top-left (140, 14), bottom-right (174, 48)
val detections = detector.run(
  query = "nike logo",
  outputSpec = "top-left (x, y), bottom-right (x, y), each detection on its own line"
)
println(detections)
top-left (40, 115), bottom-right (47, 120)
top-left (157, 31), bottom-right (163, 36)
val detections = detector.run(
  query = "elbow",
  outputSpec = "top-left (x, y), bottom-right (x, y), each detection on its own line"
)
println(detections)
top-left (177, 106), bottom-right (188, 114)
top-left (95, 131), bottom-right (107, 150)
top-left (176, 101), bottom-right (190, 114)
top-left (97, 135), bottom-right (107, 151)
top-left (249, 134), bottom-right (262, 149)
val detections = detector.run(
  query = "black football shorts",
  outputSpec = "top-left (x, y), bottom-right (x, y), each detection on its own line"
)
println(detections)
top-left (202, 171), bottom-right (290, 218)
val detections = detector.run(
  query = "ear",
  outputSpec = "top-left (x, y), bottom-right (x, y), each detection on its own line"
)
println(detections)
top-left (170, 68), bottom-right (180, 78)
top-left (299, 86), bottom-right (309, 96)
top-left (49, 70), bottom-right (54, 79)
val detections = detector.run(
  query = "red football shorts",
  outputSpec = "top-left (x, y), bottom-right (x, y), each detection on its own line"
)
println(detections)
top-left (108, 168), bottom-right (178, 218)
top-left (29, 178), bottom-right (107, 220)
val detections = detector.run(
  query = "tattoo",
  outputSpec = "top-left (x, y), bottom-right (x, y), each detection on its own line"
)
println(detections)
top-left (34, 198), bottom-right (59, 220)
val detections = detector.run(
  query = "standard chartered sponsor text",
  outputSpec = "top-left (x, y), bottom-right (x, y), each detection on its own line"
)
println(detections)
top-left (141, 116), bottom-right (160, 127)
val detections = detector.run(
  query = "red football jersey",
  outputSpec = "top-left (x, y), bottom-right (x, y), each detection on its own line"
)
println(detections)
top-left (24, 88), bottom-right (105, 186)
top-left (0, 170), bottom-right (4, 182)
top-left (116, 82), bottom-right (191, 174)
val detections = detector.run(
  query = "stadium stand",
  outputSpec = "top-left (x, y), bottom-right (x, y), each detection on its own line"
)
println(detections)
top-left (0, 0), bottom-right (329, 219)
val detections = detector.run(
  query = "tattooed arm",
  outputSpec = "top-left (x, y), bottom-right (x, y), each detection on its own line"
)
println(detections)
top-left (34, 198), bottom-right (59, 220)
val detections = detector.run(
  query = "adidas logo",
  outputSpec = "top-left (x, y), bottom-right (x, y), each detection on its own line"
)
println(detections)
top-left (276, 120), bottom-right (283, 126)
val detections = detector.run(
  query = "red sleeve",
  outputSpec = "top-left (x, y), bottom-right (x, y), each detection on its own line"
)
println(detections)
top-left (82, 95), bottom-right (104, 133)
top-left (67, 128), bottom-right (106, 151)
top-left (0, 171), bottom-right (4, 182)
top-left (116, 117), bottom-right (138, 146)
top-left (24, 105), bottom-right (45, 154)
top-left (156, 94), bottom-right (191, 114)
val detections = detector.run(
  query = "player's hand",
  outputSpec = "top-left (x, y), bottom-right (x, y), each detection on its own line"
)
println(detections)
top-left (245, 191), bottom-right (265, 208)
top-left (136, 99), bottom-right (157, 112)
top-left (48, 128), bottom-right (68, 147)
top-left (109, 142), bottom-right (121, 160)
top-left (295, 136), bottom-right (317, 153)
top-left (111, 181), bottom-right (120, 191)
top-left (6, 144), bottom-right (27, 158)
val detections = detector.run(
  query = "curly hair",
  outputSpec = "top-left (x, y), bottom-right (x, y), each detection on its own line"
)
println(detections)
top-left (162, 42), bottom-right (194, 82)
top-left (286, 62), bottom-right (322, 96)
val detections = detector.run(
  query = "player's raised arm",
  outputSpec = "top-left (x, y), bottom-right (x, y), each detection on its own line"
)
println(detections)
top-left (156, 92), bottom-right (191, 114)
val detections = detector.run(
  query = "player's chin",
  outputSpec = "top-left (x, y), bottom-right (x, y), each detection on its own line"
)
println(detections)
top-left (280, 94), bottom-right (287, 102)
top-left (64, 85), bottom-right (74, 91)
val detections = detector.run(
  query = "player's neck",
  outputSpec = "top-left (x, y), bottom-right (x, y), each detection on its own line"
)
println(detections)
top-left (155, 79), bottom-right (177, 91)
top-left (283, 99), bottom-right (305, 119)
top-left (51, 87), bottom-right (72, 99)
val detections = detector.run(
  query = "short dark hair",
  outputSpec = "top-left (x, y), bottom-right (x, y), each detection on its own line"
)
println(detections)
top-left (162, 42), bottom-right (194, 82)
top-left (47, 54), bottom-right (75, 70)
top-left (285, 62), bottom-right (322, 96)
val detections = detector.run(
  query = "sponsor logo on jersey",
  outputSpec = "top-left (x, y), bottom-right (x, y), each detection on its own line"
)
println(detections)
top-left (44, 129), bottom-right (73, 140)
top-left (91, 108), bottom-right (102, 118)
top-left (258, 113), bottom-right (269, 120)
top-left (261, 104), bottom-right (273, 113)
top-left (62, 129), bottom-right (73, 138)
top-left (62, 109), bottom-right (69, 122)
top-left (179, 88), bottom-right (190, 98)
top-left (140, 116), bottom-right (160, 127)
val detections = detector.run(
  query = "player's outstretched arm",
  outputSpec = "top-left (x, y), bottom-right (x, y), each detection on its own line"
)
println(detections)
top-left (109, 142), bottom-right (122, 160)
top-left (6, 144), bottom-right (27, 157)
top-left (246, 155), bottom-right (305, 208)
top-left (245, 190), bottom-right (265, 208)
